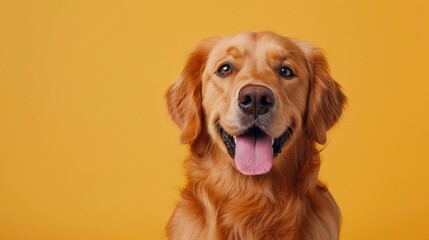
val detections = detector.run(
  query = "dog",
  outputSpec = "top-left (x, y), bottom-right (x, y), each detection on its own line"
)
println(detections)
top-left (166, 31), bottom-right (346, 240)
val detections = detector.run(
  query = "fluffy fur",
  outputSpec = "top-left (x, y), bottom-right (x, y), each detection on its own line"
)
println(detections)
top-left (166, 32), bottom-right (346, 240)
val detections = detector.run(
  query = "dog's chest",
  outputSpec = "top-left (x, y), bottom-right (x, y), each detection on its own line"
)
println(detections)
top-left (215, 199), bottom-right (297, 240)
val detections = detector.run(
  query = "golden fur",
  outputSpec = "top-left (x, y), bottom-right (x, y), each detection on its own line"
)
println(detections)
top-left (166, 32), bottom-right (346, 240)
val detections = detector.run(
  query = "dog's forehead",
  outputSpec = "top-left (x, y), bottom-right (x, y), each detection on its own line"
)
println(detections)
top-left (207, 32), bottom-right (301, 65)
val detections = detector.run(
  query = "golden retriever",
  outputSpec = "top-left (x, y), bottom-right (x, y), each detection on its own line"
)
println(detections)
top-left (166, 31), bottom-right (346, 240)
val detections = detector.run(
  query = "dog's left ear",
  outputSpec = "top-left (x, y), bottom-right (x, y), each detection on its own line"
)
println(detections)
top-left (294, 40), bottom-right (347, 144)
top-left (166, 38), bottom-right (219, 144)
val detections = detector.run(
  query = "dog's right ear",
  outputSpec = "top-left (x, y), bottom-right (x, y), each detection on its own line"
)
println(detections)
top-left (166, 38), bottom-right (219, 144)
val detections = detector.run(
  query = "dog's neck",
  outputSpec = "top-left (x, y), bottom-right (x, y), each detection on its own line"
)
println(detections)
top-left (182, 134), bottom-right (322, 238)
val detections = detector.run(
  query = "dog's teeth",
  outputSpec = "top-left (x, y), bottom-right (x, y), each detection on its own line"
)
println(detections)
top-left (233, 136), bottom-right (236, 143)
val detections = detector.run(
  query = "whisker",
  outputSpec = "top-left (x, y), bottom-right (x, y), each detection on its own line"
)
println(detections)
top-left (203, 138), bottom-right (213, 161)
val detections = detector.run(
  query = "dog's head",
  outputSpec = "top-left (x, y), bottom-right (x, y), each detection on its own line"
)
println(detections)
top-left (167, 32), bottom-right (346, 176)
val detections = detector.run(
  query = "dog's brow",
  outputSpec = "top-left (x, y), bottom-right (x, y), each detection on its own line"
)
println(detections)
top-left (226, 46), bottom-right (242, 58)
top-left (266, 51), bottom-right (290, 65)
top-left (275, 51), bottom-right (292, 61)
top-left (272, 49), bottom-right (305, 65)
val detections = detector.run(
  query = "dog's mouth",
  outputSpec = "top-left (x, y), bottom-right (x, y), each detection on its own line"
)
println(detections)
top-left (219, 125), bottom-right (294, 176)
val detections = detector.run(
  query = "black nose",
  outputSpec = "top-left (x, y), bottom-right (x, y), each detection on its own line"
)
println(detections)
top-left (238, 85), bottom-right (275, 118)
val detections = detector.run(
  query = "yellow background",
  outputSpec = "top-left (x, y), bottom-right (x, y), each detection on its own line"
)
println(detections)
top-left (1, 0), bottom-right (428, 239)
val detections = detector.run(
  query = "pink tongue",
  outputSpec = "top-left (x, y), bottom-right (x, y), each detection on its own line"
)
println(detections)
top-left (235, 132), bottom-right (273, 175)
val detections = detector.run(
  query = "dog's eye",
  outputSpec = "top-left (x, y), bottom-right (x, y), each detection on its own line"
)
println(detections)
top-left (217, 64), bottom-right (233, 77)
top-left (279, 66), bottom-right (295, 79)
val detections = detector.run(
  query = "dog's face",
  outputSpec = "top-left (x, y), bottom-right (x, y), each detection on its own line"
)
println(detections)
top-left (167, 32), bottom-right (345, 176)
